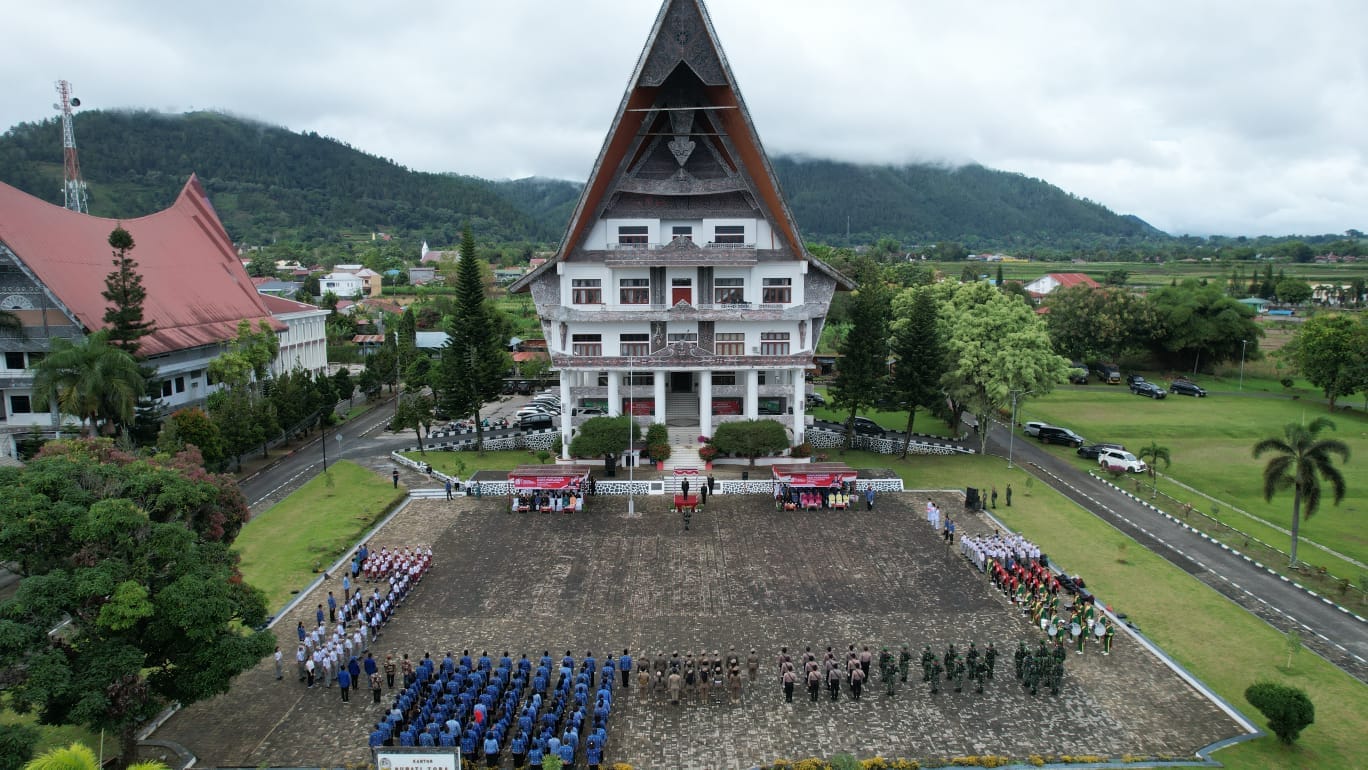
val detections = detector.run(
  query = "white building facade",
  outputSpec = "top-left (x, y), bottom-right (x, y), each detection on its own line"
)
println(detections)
top-left (320, 272), bottom-right (363, 299)
top-left (513, 0), bottom-right (852, 458)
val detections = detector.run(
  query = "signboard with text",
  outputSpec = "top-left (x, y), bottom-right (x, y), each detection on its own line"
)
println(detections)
top-left (712, 398), bottom-right (742, 415)
top-left (375, 748), bottom-right (459, 770)
top-left (623, 399), bottom-right (654, 416)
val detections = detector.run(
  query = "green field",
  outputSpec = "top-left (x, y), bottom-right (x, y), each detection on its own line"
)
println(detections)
top-left (807, 386), bottom-right (959, 438)
top-left (945, 259), bottom-right (1367, 293)
top-left (235, 460), bottom-right (406, 611)
top-left (1020, 385), bottom-right (1367, 574)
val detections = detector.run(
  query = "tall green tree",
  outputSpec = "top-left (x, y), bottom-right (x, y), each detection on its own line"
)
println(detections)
top-left (1137, 441), bottom-right (1171, 499)
top-left (1147, 281), bottom-right (1262, 371)
top-left (100, 227), bottom-right (155, 357)
top-left (31, 330), bottom-right (145, 436)
top-left (568, 415), bottom-right (640, 477)
top-left (392, 391), bottom-right (436, 454)
top-left (1284, 314), bottom-right (1368, 411)
top-left (395, 307), bottom-right (418, 383)
top-left (939, 282), bottom-right (1071, 453)
top-left (829, 259), bottom-right (890, 447)
top-left (888, 286), bottom-right (944, 457)
top-left (1253, 417), bottom-right (1350, 566)
top-left (0, 440), bottom-right (271, 769)
top-left (436, 226), bottom-right (509, 453)
top-left (155, 407), bottom-right (225, 470)
top-left (1044, 285), bottom-right (1159, 362)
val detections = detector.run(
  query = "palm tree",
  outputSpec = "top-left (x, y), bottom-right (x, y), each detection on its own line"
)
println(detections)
top-left (1253, 417), bottom-right (1350, 566)
top-left (1138, 441), bottom-right (1171, 498)
top-left (24, 742), bottom-right (169, 770)
top-left (31, 330), bottom-right (145, 435)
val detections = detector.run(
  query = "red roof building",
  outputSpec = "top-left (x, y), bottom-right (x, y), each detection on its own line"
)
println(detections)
top-left (0, 175), bottom-right (299, 428)
top-left (1023, 272), bottom-right (1100, 298)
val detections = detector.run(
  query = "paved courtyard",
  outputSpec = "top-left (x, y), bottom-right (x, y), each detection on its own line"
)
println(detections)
top-left (151, 489), bottom-right (1245, 769)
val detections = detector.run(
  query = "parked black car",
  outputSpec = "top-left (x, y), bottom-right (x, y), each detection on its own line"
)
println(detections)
top-left (1037, 426), bottom-right (1086, 447)
top-left (1169, 379), bottom-right (1207, 397)
top-left (806, 392), bottom-right (826, 407)
top-left (1129, 379), bottom-right (1167, 399)
top-left (518, 414), bottom-right (555, 431)
top-left (1077, 442), bottom-right (1125, 460)
top-left (849, 416), bottom-right (883, 435)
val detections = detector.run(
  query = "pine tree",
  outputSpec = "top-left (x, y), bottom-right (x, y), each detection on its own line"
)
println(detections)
top-left (437, 226), bottom-right (509, 453)
top-left (830, 259), bottom-right (891, 448)
top-left (101, 226), bottom-right (155, 356)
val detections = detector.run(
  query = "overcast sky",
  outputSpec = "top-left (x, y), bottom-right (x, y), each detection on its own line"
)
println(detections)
top-left (4, 0), bottom-right (1365, 237)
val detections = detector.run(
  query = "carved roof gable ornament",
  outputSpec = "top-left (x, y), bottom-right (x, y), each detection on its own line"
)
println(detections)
top-left (510, 0), bottom-right (857, 296)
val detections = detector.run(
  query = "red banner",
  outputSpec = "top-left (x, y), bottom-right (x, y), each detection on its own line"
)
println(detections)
top-left (712, 398), bottom-right (742, 415)
top-left (775, 472), bottom-right (855, 488)
top-left (624, 399), bottom-right (654, 416)
top-left (512, 476), bottom-right (578, 490)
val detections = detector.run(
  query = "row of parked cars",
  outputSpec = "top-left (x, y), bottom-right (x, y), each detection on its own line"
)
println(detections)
top-left (1024, 421), bottom-right (1150, 473)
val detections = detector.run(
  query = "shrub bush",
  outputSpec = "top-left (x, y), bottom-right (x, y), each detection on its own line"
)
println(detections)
top-left (1245, 681), bottom-right (1315, 744)
top-left (0, 725), bottom-right (39, 770)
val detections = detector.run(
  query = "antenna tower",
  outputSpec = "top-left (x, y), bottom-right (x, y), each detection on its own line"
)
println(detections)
top-left (54, 80), bottom-right (89, 214)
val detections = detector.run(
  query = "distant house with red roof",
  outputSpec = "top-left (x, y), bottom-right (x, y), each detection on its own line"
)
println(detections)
top-left (1023, 273), bottom-right (1100, 298)
top-left (0, 175), bottom-right (324, 429)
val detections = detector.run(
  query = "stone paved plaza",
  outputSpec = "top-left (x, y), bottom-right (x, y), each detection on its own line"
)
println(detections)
top-left (151, 489), bottom-right (1244, 769)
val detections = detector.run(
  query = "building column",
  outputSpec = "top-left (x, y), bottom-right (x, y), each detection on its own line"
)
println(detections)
top-left (607, 370), bottom-right (620, 416)
top-left (653, 370), bottom-right (667, 424)
top-left (791, 368), bottom-right (805, 446)
top-left (699, 371), bottom-right (712, 438)
top-left (745, 369), bottom-right (759, 419)
top-left (559, 377), bottom-right (572, 460)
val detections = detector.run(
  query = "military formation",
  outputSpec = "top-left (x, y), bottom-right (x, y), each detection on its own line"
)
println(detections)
top-left (919, 641), bottom-right (998, 695)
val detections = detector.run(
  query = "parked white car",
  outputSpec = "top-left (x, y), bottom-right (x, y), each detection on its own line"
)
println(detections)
top-left (1098, 448), bottom-right (1148, 473)
top-left (1024, 421), bottom-right (1051, 437)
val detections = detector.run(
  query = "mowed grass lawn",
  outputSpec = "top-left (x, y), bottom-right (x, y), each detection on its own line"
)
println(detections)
top-left (236, 460), bottom-right (406, 611)
top-left (1022, 386), bottom-right (1367, 570)
top-left (399, 449), bottom-right (546, 478)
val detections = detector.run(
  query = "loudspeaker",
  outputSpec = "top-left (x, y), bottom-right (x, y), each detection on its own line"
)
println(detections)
top-left (965, 487), bottom-right (980, 509)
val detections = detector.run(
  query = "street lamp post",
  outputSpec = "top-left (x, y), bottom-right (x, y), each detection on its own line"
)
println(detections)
top-left (1007, 389), bottom-right (1033, 470)
top-left (1239, 339), bottom-right (1249, 391)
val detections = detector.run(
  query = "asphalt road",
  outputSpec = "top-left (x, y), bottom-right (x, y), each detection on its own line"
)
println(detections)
top-left (984, 420), bottom-right (1368, 683)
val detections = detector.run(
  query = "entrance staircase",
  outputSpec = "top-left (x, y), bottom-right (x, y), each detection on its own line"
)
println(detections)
top-left (665, 393), bottom-right (699, 427)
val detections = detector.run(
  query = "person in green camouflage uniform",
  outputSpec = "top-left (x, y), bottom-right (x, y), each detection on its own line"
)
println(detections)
top-left (1050, 653), bottom-right (1064, 695)
top-left (942, 643), bottom-right (956, 674)
top-left (898, 645), bottom-right (912, 683)
top-left (928, 657), bottom-right (943, 694)
top-left (921, 646), bottom-right (935, 682)
top-left (1013, 642), bottom-right (1027, 680)
top-left (1023, 653), bottom-right (1039, 696)
top-left (951, 654), bottom-right (966, 693)
top-left (966, 643), bottom-right (979, 676)
top-left (973, 656), bottom-right (987, 694)
top-left (984, 642), bottom-right (997, 679)
top-left (882, 653), bottom-right (897, 696)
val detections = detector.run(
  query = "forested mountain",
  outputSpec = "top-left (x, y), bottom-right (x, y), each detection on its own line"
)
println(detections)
top-left (0, 110), bottom-right (559, 244)
top-left (0, 110), bottom-right (1163, 249)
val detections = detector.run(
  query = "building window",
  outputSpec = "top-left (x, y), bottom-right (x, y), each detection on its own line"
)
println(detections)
top-left (9, 395), bottom-right (32, 414)
top-left (26, 352), bottom-right (43, 367)
top-left (625, 372), bottom-right (654, 386)
top-left (161, 381), bottom-right (174, 398)
top-left (4, 352), bottom-right (24, 370)
top-left (714, 332), bottom-right (744, 356)
top-left (571, 278), bottom-right (602, 304)
top-left (760, 331), bottom-right (790, 355)
top-left (711, 371), bottom-right (736, 386)
top-left (571, 334), bottom-right (602, 357)
top-left (714, 277), bottom-right (745, 304)
top-left (175, 376), bottom-right (186, 394)
top-left (762, 277), bottom-right (792, 304)
top-left (619, 278), bottom-right (649, 305)
top-left (617, 225), bottom-right (648, 245)
top-left (671, 226), bottom-right (693, 242)
top-left (619, 333), bottom-right (649, 357)
top-left (714, 225), bottom-right (745, 245)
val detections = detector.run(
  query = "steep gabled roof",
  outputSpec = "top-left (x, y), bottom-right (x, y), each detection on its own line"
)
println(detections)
top-left (0, 175), bottom-right (284, 356)
top-left (513, 0), bottom-right (853, 293)
top-left (1049, 273), bottom-right (1101, 289)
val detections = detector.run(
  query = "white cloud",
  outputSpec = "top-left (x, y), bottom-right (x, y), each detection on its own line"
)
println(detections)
top-left (3, 0), bottom-right (1366, 236)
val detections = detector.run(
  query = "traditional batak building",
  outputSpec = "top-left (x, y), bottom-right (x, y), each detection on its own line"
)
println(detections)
top-left (0, 175), bottom-right (326, 430)
top-left (513, 0), bottom-right (853, 459)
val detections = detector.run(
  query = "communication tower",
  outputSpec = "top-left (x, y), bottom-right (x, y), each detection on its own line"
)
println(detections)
top-left (54, 80), bottom-right (89, 214)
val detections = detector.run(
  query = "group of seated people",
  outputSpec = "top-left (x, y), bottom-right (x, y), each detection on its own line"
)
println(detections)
top-left (774, 485), bottom-right (854, 511)
top-left (370, 650), bottom-right (617, 769)
top-left (511, 491), bottom-right (583, 513)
